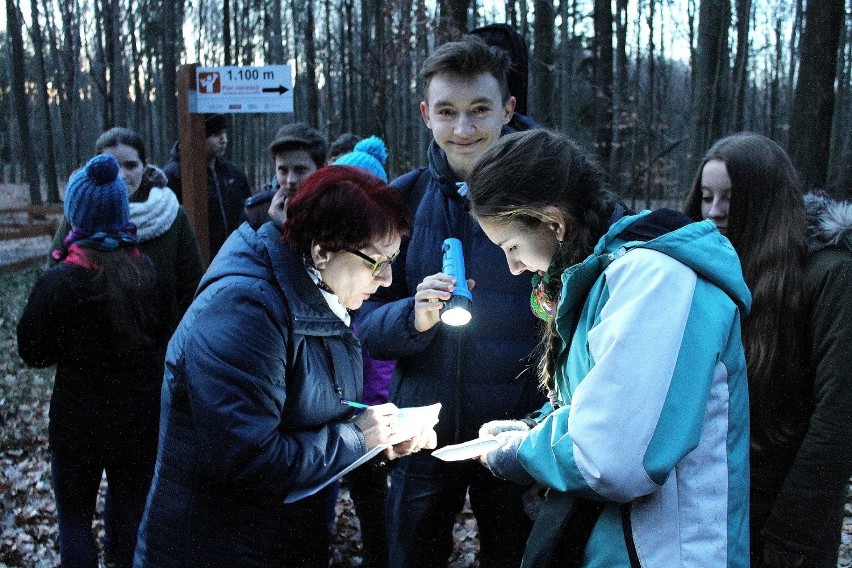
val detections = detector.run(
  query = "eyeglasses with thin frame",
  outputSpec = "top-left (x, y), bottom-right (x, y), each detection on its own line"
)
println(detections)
top-left (345, 249), bottom-right (400, 277)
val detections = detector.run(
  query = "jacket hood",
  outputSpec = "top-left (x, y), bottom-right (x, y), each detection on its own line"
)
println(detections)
top-left (199, 222), bottom-right (347, 329)
top-left (804, 192), bottom-right (852, 255)
top-left (602, 212), bottom-right (752, 315)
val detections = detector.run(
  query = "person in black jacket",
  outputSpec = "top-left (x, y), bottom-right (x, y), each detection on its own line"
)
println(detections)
top-left (18, 155), bottom-right (171, 568)
top-left (163, 113), bottom-right (251, 257)
top-left (356, 36), bottom-right (543, 568)
top-left (133, 166), bottom-right (436, 568)
top-left (684, 132), bottom-right (852, 568)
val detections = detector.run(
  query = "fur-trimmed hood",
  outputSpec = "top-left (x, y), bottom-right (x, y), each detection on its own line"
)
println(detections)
top-left (804, 192), bottom-right (852, 255)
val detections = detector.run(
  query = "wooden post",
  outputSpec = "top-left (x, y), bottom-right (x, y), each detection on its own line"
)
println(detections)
top-left (176, 64), bottom-right (211, 265)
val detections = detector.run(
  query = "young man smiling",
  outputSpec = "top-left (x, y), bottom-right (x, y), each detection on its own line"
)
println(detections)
top-left (356, 35), bottom-right (543, 568)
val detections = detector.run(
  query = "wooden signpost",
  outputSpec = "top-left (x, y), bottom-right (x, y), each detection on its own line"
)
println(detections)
top-left (176, 63), bottom-right (293, 265)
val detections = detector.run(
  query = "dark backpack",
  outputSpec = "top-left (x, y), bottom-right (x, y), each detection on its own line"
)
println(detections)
top-left (470, 23), bottom-right (530, 116)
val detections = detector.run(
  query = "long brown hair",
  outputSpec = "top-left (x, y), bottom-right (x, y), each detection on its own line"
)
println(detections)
top-left (83, 248), bottom-right (162, 355)
top-left (467, 130), bottom-right (616, 392)
top-left (684, 132), bottom-right (808, 448)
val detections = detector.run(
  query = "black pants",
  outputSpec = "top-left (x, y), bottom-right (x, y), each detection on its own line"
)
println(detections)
top-left (387, 452), bottom-right (533, 568)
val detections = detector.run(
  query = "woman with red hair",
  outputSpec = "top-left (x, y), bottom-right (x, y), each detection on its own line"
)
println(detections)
top-left (134, 166), bottom-right (436, 568)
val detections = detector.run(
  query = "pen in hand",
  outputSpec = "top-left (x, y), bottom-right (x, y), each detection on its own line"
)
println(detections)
top-left (340, 399), bottom-right (369, 410)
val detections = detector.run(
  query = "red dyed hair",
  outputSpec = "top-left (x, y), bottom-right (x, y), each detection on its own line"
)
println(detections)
top-left (283, 165), bottom-right (411, 254)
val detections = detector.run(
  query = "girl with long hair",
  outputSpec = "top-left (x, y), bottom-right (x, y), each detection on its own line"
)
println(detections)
top-left (18, 155), bottom-right (170, 567)
top-left (465, 129), bottom-right (752, 567)
top-left (685, 132), bottom-right (852, 568)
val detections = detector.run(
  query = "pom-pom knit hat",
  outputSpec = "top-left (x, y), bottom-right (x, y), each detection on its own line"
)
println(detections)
top-left (332, 136), bottom-right (389, 182)
top-left (65, 154), bottom-right (130, 233)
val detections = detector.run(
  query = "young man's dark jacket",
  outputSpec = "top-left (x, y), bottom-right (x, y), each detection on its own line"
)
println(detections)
top-left (356, 135), bottom-right (545, 445)
top-left (163, 141), bottom-right (251, 257)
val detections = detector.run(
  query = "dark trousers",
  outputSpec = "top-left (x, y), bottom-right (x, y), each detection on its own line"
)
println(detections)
top-left (346, 456), bottom-right (391, 568)
top-left (51, 440), bottom-right (156, 568)
top-left (387, 452), bottom-right (533, 568)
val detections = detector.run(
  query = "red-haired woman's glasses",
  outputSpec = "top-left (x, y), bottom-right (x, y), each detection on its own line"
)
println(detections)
top-left (346, 249), bottom-right (400, 277)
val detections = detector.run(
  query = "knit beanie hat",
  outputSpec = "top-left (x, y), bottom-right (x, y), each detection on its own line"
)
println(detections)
top-left (65, 154), bottom-right (130, 233)
top-left (332, 136), bottom-right (389, 182)
top-left (204, 113), bottom-right (229, 137)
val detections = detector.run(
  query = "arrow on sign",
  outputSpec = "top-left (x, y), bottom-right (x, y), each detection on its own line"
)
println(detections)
top-left (262, 85), bottom-right (290, 95)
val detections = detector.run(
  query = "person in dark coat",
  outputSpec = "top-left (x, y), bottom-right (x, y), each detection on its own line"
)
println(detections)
top-left (50, 127), bottom-right (204, 335)
top-left (684, 132), bottom-right (852, 568)
top-left (163, 113), bottom-right (251, 257)
top-left (18, 155), bottom-right (171, 568)
top-left (355, 36), bottom-right (544, 568)
top-left (133, 166), bottom-right (436, 568)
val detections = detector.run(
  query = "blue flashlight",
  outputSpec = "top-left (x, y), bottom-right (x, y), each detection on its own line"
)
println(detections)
top-left (440, 238), bottom-right (472, 326)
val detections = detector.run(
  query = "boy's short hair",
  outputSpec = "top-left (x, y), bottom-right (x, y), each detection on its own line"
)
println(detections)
top-left (421, 35), bottom-right (512, 104)
top-left (328, 133), bottom-right (362, 161)
top-left (269, 123), bottom-right (328, 168)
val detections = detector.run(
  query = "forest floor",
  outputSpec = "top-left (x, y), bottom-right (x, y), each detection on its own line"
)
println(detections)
top-left (0, 182), bottom-right (850, 567)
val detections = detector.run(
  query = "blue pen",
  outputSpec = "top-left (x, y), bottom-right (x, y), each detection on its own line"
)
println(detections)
top-left (340, 399), bottom-right (369, 410)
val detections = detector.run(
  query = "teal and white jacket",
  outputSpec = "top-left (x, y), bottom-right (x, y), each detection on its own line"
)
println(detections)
top-left (518, 210), bottom-right (752, 567)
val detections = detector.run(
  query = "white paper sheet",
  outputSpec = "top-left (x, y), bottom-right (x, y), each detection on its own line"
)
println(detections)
top-left (431, 435), bottom-right (500, 461)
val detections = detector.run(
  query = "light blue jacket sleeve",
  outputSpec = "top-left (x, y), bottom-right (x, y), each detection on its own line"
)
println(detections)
top-left (518, 248), bottom-right (721, 503)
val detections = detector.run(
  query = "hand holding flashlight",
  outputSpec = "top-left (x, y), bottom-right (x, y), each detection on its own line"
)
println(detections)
top-left (412, 239), bottom-right (475, 332)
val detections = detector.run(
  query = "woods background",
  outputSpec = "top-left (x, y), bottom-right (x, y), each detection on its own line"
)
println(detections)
top-left (2, 0), bottom-right (852, 209)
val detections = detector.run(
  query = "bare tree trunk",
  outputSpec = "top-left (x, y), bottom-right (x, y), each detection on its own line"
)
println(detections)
top-left (160, 0), bottom-right (179, 151)
top-left (592, 0), bottom-right (613, 165)
top-left (609, 0), bottom-right (628, 193)
top-left (730, 0), bottom-right (751, 131)
top-left (323, 0), bottom-right (335, 133)
top-left (304, 0), bottom-right (319, 126)
top-left (341, 0), bottom-right (354, 132)
top-left (769, 14), bottom-right (782, 141)
top-left (439, 0), bottom-right (468, 38)
top-left (7, 0), bottom-right (43, 205)
top-left (828, 11), bottom-right (848, 194)
top-left (530, 0), bottom-right (555, 126)
top-left (29, 0), bottom-right (60, 201)
top-left (789, 0), bottom-right (844, 192)
top-left (643, 0), bottom-right (656, 210)
top-left (506, 0), bottom-right (516, 30)
top-left (374, 0), bottom-right (387, 138)
top-left (223, 0), bottom-right (232, 65)
top-left (108, 0), bottom-right (126, 123)
top-left (268, 0), bottom-right (284, 63)
top-left (686, 0), bottom-right (730, 183)
top-left (558, 0), bottom-right (570, 131)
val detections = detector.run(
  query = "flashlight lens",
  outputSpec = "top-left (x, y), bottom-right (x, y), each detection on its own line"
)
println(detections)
top-left (441, 307), bottom-right (472, 326)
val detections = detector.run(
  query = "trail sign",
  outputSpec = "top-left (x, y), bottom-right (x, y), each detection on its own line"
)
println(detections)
top-left (190, 65), bottom-right (293, 114)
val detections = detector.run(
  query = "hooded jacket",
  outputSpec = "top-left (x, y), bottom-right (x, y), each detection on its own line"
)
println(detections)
top-left (356, 139), bottom-right (544, 444)
top-left (518, 211), bottom-right (753, 568)
top-left (133, 222), bottom-right (368, 567)
top-left (753, 194), bottom-right (852, 564)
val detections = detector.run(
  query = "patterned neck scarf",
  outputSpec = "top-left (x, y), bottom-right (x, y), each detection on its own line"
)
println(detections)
top-left (52, 225), bottom-right (139, 262)
top-left (529, 241), bottom-right (571, 321)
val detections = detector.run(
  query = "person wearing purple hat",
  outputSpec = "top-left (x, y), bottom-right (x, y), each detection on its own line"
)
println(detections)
top-left (18, 154), bottom-right (171, 568)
